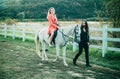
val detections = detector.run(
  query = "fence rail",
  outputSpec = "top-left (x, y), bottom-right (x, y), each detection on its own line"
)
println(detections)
top-left (0, 24), bottom-right (120, 57)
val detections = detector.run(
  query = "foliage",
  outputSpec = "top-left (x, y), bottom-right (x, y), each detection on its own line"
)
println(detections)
top-left (104, 0), bottom-right (120, 28)
top-left (103, 0), bottom-right (120, 48)
top-left (0, 0), bottom-right (103, 20)
top-left (106, 51), bottom-right (120, 60)
top-left (4, 18), bottom-right (18, 25)
top-left (16, 12), bottom-right (25, 21)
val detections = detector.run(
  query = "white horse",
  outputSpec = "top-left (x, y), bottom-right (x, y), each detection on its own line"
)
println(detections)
top-left (35, 25), bottom-right (76, 67)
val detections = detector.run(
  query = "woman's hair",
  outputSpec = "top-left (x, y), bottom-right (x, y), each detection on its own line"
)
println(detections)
top-left (81, 20), bottom-right (89, 33)
top-left (47, 7), bottom-right (55, 19)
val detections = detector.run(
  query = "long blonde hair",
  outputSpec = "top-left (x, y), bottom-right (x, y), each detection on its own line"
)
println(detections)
top-left (47, 7), bottom-right (55, 19)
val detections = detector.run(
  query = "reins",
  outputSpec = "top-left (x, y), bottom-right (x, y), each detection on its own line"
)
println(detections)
top-left (56, 25), bottom-right (79, 46)
top-left (58, 29), bottom-right (69, 37)
top-left (58, 29), bottom-right (69, 46)
top-left (58, 27), bottom-right (75, 46)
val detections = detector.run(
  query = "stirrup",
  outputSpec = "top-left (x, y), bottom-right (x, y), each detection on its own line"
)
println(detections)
top-left (49, 43), bottom-right (53, 47)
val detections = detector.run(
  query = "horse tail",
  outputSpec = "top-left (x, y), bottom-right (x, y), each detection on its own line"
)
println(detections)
top-left (35, 34), bottom-right (41, 57)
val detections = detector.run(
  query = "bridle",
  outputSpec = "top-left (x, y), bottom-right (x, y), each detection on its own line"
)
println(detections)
top-left (58, 29), bottom-right (69, 46)
top-left (58, 26), bottom-right (77, 46)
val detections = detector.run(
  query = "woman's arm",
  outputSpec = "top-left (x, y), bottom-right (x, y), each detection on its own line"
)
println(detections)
top-left (87, 33), bottom-right (90, 45)
top-left (87, 33), bottom-right (89, 42)
top-left (48, 15), bottom-right (59, 28)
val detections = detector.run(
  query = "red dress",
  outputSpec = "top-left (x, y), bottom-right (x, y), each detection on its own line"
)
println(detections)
top-left (47, 14), bottom-right (58, 35)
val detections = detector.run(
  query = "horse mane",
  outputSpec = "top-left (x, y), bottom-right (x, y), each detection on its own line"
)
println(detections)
top-left (60, 26), bottom-right (74, 35)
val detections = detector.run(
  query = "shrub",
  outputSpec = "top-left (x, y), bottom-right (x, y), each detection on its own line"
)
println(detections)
top-left (4, 18), bottom-right (18, 25)
top-left (17, 12), bottom-right (25, 21)
top-left (106, 51), bottom-right (120, 60)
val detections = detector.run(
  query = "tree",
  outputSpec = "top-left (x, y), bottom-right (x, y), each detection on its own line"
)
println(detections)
top-left (104, 0), bottom-right (120, 47)
top-left (17, 12), bottom-right (25, 21)
top-left (0, 0), bottom-right (103, 20)
top-left (105, 0), bottom-right (120, 28)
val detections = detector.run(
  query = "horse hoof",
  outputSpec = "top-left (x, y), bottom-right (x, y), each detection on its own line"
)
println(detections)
top-left (53, 60), bottom-right (56, 62)
top-left (64, 64), bottom-right (68, 67)
top-left (53, 58), bottom-right (57, 62)
top-left (45, 58), bottom-right (48, 61)
top-left (42, 58), bottom-right (44, 61)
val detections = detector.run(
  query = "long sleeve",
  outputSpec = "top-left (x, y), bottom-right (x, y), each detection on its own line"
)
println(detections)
top-left (80, 32), bottom-right (89, 42)
top-left (87, 33), bottom-right (90, 42)
top-left (48, 15), bottom-right (58, 28)
top-left (47, 14), bottom-right (58, 34)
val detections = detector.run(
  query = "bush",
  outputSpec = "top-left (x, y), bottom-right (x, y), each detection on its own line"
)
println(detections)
top-left (106, 51), bottom-right (120, 60)
top-left (17, 12), bottom-right (25, 21)
top-left (87, 17), bottom-right (108, 21)
top-left (4, 18), bottom-right (18, 25)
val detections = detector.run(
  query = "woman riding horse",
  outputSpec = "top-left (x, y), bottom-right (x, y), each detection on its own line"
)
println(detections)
top-left (47, 7), bottom-right (60, 46)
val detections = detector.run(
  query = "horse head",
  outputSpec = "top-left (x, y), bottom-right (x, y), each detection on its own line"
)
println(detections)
top-left (73, 25), bottom-right (81, 43)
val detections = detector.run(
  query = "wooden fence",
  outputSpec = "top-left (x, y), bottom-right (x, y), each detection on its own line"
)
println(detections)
top-left (0, 24), bottom-right (120, 57)
top-left (90, 25), bottom-right (120, 57)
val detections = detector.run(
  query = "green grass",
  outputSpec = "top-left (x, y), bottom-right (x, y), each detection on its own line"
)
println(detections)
top-left (0, 35), bottom-right (120, 79)
top-left (46, 43), bottom-right (120, 71)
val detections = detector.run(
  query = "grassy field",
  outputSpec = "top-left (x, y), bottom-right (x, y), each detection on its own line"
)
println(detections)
top-left (0, 35), bottom-right (120, 79)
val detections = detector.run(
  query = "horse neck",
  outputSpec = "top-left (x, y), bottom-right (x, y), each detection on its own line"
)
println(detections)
top-left (62, 26), bottom-right (74, 36)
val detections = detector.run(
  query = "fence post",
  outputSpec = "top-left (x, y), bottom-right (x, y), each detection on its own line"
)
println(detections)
top-left (22, 25), bottom-right (26, 42)
top-left (12, 24), bottom-right (15, 39)
top-left (102, 25), bottom-right (108, 57)
top-left (4, 24), bottom-right (7, 38)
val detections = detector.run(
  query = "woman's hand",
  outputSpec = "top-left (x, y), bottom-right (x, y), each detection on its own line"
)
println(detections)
top-left (87, 42), bottom-right (90, 45)
top-left (56, 23), bottom-right (59, 26)
top-left (56, 24), bottom-right (60, 29)
top-left (57, 26), bottom-right (60, 29)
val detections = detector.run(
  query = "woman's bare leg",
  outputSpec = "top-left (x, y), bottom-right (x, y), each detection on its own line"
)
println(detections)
top-left (49, 32), bottom-right (54, 46)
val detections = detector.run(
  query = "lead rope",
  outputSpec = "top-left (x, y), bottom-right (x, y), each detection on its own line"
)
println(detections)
top-left (61, 29), bottom-right (68, 46)
top-left (58, 29), bottom-right (68, 47)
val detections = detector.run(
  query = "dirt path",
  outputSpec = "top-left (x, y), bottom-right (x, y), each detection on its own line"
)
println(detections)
top-left (0, 37), bottom-right (120, 79)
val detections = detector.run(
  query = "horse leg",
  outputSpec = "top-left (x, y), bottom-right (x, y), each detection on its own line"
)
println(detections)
top-left (53, 45), bottom-right (59, 62)
top-left (41, 41), bottom-right (45, 60)
top-left (43, 42), bottom-right (48, 60)
top-left (62, 46), bottom-right (68, 67)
